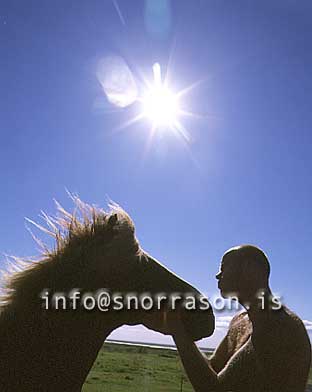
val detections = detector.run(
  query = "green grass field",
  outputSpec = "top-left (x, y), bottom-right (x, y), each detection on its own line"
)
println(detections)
top-left (82, 343), bottom-right (193, 392)
top-left (83, 342), bottom-right (312, 392)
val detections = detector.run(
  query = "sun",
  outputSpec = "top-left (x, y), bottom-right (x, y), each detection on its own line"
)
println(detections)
top-left (142, 85), bottom-right (179, 127)
top-left (141, 63), bottom-right (180, 129)
top-left (140, 64), bottom-right (182, 132)
top-left (108, 61), bottom-right (199, 144)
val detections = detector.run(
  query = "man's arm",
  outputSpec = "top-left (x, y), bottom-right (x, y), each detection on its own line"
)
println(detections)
top-left (173, 327), bottom-right (219, 392)
top-left (209, 334), bottom-right (230, 373)
top-left (210, 312), bottom-right (251, 373)
top-left (172, 316), bottom-right (259, 392)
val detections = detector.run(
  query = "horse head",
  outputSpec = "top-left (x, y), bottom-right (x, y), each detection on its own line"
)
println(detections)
top-left (0, 196), bottom-right (215, 391)
top-left (57, 199), bottom-right (215, 341)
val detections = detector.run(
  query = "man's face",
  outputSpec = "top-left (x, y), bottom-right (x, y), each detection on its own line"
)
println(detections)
top-left (216, 254), bottom-right (241, 298)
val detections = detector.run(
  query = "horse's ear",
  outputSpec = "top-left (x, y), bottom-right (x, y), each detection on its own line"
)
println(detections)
top-left (108, 213), bottom-right (118, 227)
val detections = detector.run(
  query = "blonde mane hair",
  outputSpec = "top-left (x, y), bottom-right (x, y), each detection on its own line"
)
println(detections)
top-left (0, 196), bottom-right (216, 391)
top-left (1, 195), bottom-right (140, 308)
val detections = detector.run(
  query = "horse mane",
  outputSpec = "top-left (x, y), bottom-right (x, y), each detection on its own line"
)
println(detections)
top-left (0, 195), bottom-right (140, 308)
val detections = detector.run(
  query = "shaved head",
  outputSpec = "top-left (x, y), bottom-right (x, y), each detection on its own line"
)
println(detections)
top-left (223, 245), bottom-right (270, 281)
top-left (217, 245), bottom-right (271, 301)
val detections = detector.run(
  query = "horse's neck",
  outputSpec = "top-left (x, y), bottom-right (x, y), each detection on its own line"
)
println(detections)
top-left (0, 302), bottom-right (120, 390)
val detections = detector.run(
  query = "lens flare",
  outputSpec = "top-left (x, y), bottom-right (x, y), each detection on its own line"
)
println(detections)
top-left (103, 61), bottom-right (202, 147)
top-left (142, 85), bottom-right (179, 127)
top-left (139, 62), bottom-right (184, 135)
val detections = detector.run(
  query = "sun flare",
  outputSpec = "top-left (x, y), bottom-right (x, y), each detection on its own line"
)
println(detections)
top-left (140, 63), bottom-right (181, 130)
top-left (103, 60), bottom-right (200, 145)
top-left (142, 85), bottom-right (179, 127)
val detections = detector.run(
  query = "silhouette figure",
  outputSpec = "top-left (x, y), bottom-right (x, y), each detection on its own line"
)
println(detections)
top-left (171, 245), bottom-right (311, 392)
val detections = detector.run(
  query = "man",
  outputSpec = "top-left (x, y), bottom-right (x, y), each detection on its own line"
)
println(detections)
top-left (171, 245), bottom-right (311, 392)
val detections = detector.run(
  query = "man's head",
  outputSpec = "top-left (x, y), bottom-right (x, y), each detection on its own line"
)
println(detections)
top-left (216, 245), bottom-right (270, 301)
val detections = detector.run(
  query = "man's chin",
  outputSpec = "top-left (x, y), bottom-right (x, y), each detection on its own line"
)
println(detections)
top-left (220, 289), bottom-right (238, 299)
top-left (220, 290), bottom-right (228, 299)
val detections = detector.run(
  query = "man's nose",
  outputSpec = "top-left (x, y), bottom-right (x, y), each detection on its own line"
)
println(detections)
top-left (216, 271), bottom-right (222, 280)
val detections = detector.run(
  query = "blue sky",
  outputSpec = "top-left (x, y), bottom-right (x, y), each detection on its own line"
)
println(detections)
top-left (1, 0), bottom-right (311, 347)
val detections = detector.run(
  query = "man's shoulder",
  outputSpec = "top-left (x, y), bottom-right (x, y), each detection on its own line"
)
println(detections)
top-left (230, 306), bottom-right (305, 332)
top-left (229, 311), bottom-right (249, 324)
top-left (282, 305), bottom-right (306, 326)
top-left (228, 311), bottom-right (251, 330)
top-left (272, 306), bottom-right (311, 347)
top-left (226, 312), bottom-right (252, 353)
top-left (250, 305), bottom-right (311, 363)
top-left (270, 305), bottom-right (308, 334)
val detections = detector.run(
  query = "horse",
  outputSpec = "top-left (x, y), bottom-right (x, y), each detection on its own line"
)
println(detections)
top-left (0, 196), bottom-right (215, 391)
